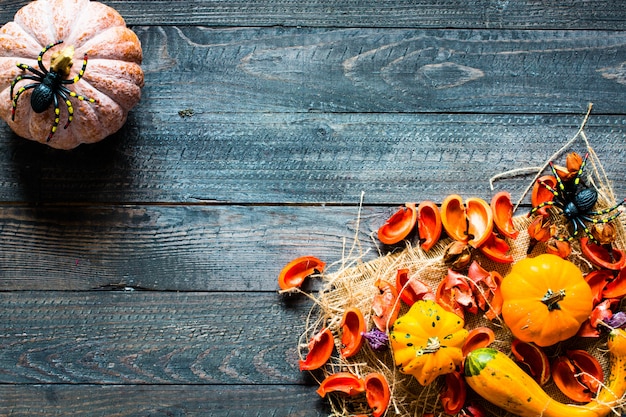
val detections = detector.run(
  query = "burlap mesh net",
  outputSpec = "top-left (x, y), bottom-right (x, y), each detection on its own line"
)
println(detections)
top-left (297, 112), bottom-right (626, 417)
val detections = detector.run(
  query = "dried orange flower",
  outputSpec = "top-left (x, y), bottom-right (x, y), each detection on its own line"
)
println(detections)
top-left (566, 152), bottom-right (583, 173)
top-left (591, 223), bottom-right (617, 246)
top-left (546, 238), bottom-right (572, 259)
top-left (443, 240), bottom-right (472, 270)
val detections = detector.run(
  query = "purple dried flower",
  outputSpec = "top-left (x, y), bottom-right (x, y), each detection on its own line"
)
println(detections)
top-left (363, 328), bottom-right (389, 351)
top-left (605, 311), bottom-right (626, 329)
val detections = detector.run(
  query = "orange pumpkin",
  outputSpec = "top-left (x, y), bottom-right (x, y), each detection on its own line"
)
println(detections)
top-left (0, 0), bottom-right (144, 149)
top-left (501, 254), bottom-right (593, 347)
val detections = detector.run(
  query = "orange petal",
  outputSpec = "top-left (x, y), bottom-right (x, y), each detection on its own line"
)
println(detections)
top-left (462, 327), bottom-right (495, 357)
top-left (441, 194), bottom-right (468, 242)
top-left (377, 203), bottom-right (418, 245)
top-left (483, 271), bottom-right (504, 321)
top-left (531, 175), bottom-right (558, 217)
top-left (299, 327), bottom-right (335, 371)
top-left (278, 256), bottom-right (325, 290)
top-left (585, 270), bottom-right (612, 304)
top-left (364, 373), bottom-right (391, 417)
top-left (603, 268), bottom-right (626, 299)
top-left (395, 268), bottom-right (435, 306)
top-left (478, 232), bottom-right (514, 263)
top-left (466, 197), bottom-right (494, 248)
top-left (566, 350), bottom-right (604, 395)
top-left (417, 200), bottom-right (442, 251)
top-left (511, 339), bottom-right (551, 386)
top-left (316, 372), bottom-right (365, 397)
top-left (372, 279), bottom-right (400, 332)
top-left (340, 307), bottom-right (366, 358)
top-left (580, 237), bottom-right (626, 270)
top-left (440, 371), bottom-right (467, 415)
top-left (553, 357), bottom-right (592, 402)
top-left (552, 351), bottom-right (604, 402)
top-left (491, 191), bottom-right (519, 239)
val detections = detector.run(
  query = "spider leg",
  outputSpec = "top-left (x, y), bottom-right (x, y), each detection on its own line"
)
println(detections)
top-left (587, 198), bottom-right (626, 216)
top-left (571, 152), bottom-right (590, 187)
top-left (548, 161), bottom-right (569, 196)
top-left (37, 40), bottom-right (64, 74)
top-left (581, 208), bottom-right (624, 226)
top-left (47, 93), bottom-right (61, 142)
top-left (61, 54), bottom-right (89, 85)
top-left (57, 89), bottom-right (74, 129)
top-left (11, 83), bottom-right (38, 121)
top-left (15, 63), bottom-right (45, 79)
top-left (530, 200), bottom-right (556, 216)
top-left (10, 74), bottom-right (42, 100)
top-left (60, 85), bottom-right (96, 106)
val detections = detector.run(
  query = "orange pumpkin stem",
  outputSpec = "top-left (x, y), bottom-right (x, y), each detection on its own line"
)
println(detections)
top-left (541, 289), bottom-right (565, 311)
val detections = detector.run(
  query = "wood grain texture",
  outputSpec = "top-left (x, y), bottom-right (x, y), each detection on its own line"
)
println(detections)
top-left (0, 385), bottom-right (327, 416)
top-left (0, 292), bottom-right (316, 385)
top-left (135, 26), bottom-right (626, 114)
top-left (0, 205), bottom-right (383, 291)
top-left (3, 0), bottom-right (626, 29)
top-left (1, 113), bottom-right (625, 204)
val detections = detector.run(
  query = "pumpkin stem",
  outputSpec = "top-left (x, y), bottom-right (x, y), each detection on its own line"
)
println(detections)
top-left (541, 288), bottom-right (566, 311)
top-left (422, 337), bottom-right (441, 353)
top-left (50, 45), bottom-right (75, 78)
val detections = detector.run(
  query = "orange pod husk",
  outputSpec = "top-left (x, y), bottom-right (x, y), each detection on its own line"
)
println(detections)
top-left (441, 194), bottom-right (468, 242)
top-left (340, 307), bottom-right (366, 358)
top-left (395, 268), bottom-right (435, 306)
top-left (299, 327), bottom-right (335, 371)
top-left (377, 203), bottom-right (418, 245)
top-left (417, 200), bottom-right (442, 251)
top-left (552, 350), bottom-right (604, 402)
top-left (490, 191), bottom-right (519, 239)
top-left (466, 197), bottom-right (494, 248)
top-left (372, 279), bottom-right (401, 332)
top-left (462, 326), bottom-right (495, 357)
top-left (545, 238), bottom-right (572, 259)
top-left (478, 232), bottom-right (514, 263)
top-left (316, 372), bottom-right (365, 397)
top-left (364, 373), bottom-right (391, 417)
top-left (510, 339), bottom-right (551, 386)
top-left (603, 268), bottom-right (626, 299)
top-left (589, 299), bottom-right (616, 329)
top-left (585, 269), bottom-right (612, 304)
top-left (580, 237), bottom-right (626, 270)
top-left (440, 371), bottom-right (467, 415)
top-left (483, 271), bottom-right (504, 321)
top-left (436, 269), bottom-right (476, 318)
top-left (531, 175), bottom-right (558, 217)
top-left (278, 256), bottom-right (326, 290)
top-left (566, 350), bottom-right (604, 395)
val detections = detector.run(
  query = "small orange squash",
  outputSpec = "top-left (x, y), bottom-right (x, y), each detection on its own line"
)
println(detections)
top-left (390, 300), bottom-right (468, 386)
top-left (501, 254), bottom-right (593, 347)
top-left (0, 0), bottom-right (144, 149)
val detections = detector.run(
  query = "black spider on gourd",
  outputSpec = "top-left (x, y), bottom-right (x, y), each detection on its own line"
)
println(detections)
top-left (530, 152), bottom-right (625, 242)
top-left (10, 40), bottom-right (96, 142)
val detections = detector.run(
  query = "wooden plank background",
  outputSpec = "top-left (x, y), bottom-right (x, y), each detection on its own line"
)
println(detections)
top-left (1, 1), bottom-right (625, 415)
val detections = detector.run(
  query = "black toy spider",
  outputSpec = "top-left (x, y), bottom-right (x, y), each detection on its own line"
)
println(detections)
top-left (530, 152), bottom-right (625, 242)
top-left (10, 40), bottom-right (96, 142)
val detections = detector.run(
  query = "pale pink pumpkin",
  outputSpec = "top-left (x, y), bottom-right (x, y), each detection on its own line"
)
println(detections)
top-left (0, 0), bottom-right (144, 149)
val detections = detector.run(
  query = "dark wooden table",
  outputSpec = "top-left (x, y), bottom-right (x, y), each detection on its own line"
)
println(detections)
top-left (1, 1), bottom-right (626, 415)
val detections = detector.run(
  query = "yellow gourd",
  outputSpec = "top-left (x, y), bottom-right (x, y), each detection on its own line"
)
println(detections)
top-left (464, 328), bottom-right (626, 417)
